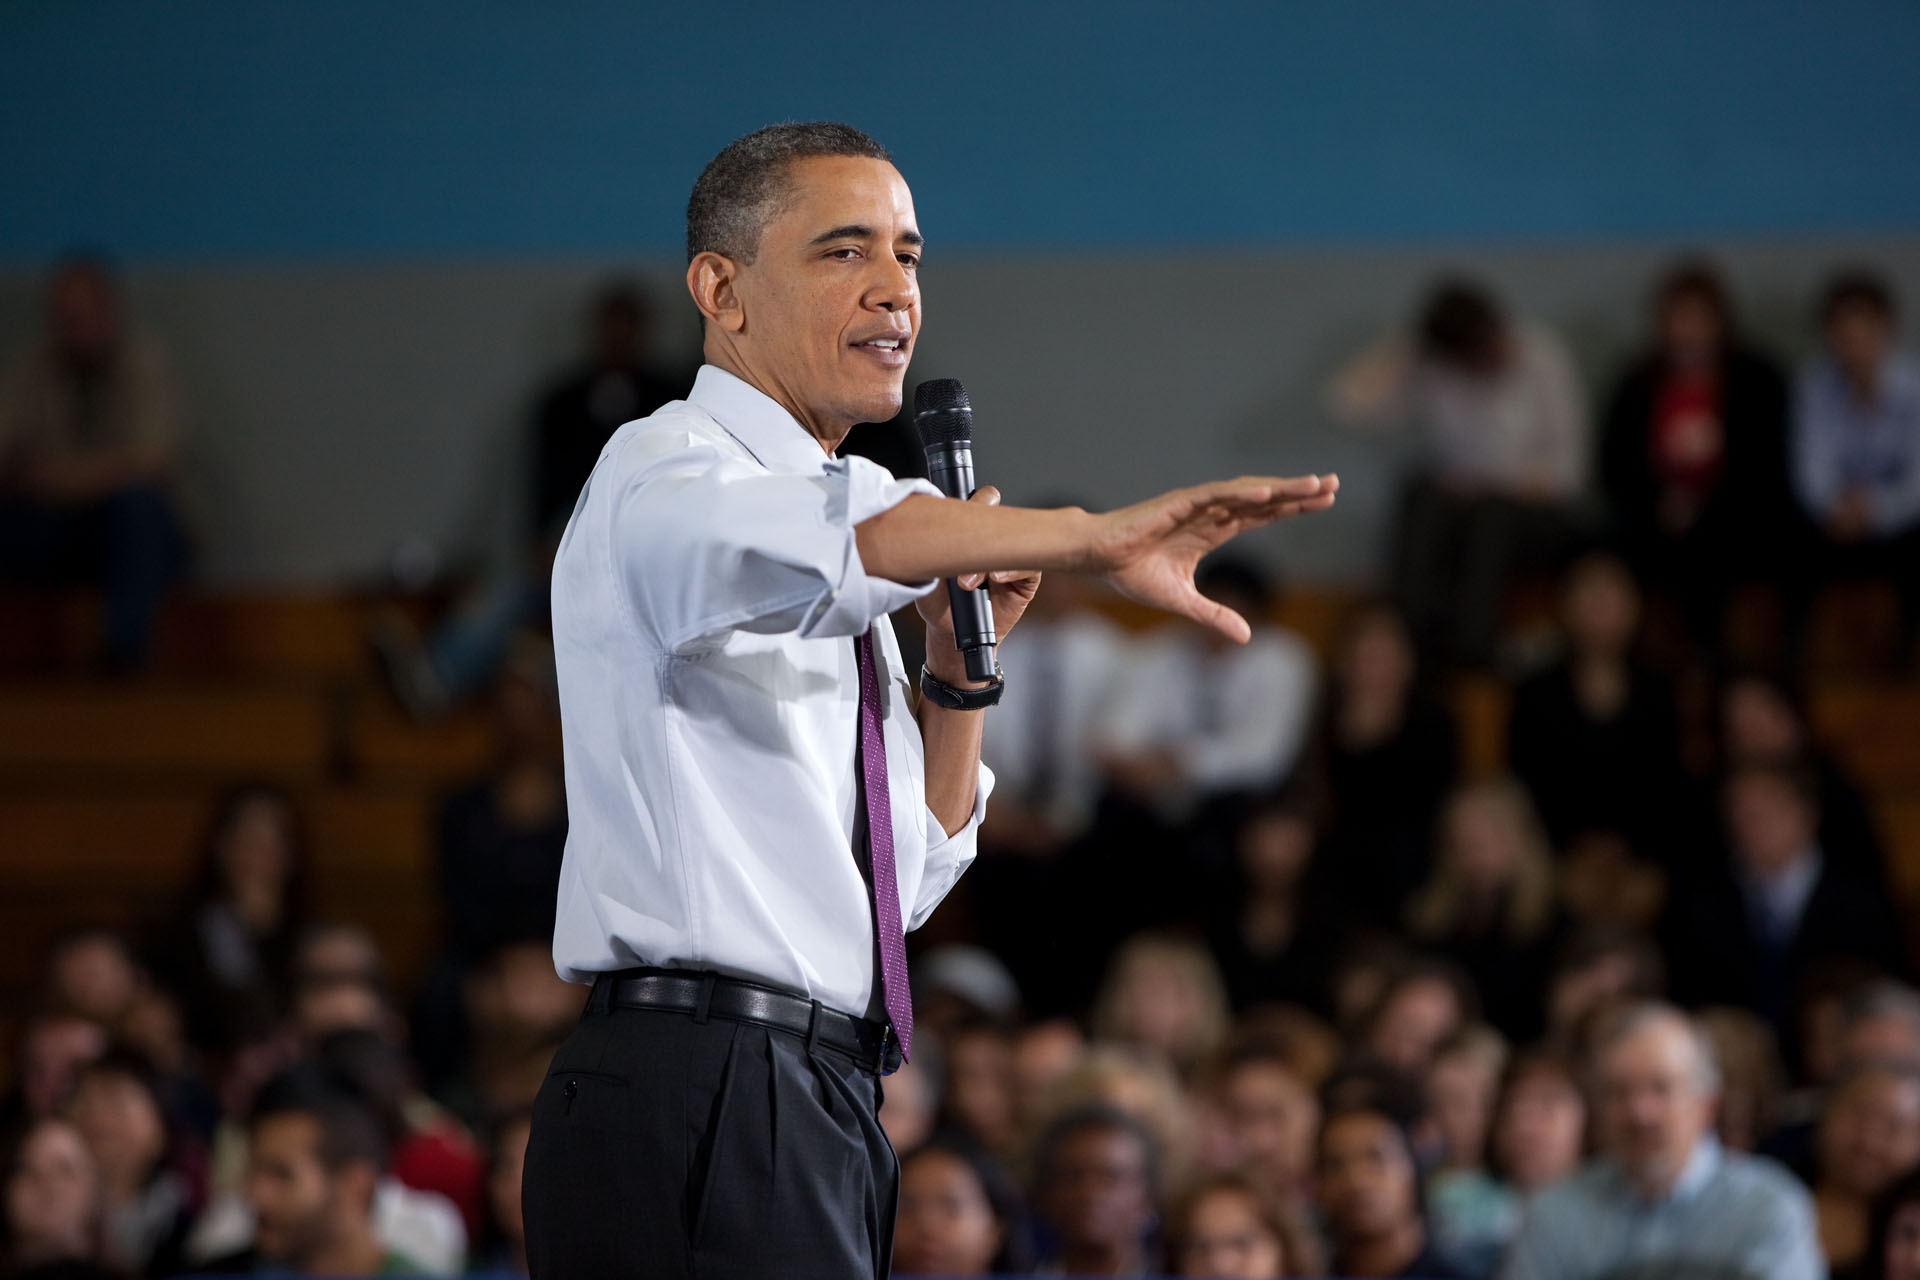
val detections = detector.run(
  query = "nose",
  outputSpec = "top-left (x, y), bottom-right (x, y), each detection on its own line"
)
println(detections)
top-left (867, 255), bottom-right (916, 314)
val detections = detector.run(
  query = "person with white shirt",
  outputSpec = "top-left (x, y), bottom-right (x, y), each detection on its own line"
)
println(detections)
top-left (521, 122), bottom-right (1338, 1280)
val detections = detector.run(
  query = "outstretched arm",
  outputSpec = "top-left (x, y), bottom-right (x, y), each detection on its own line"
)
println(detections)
top-left (855, 473), bottom-right (1338, 644)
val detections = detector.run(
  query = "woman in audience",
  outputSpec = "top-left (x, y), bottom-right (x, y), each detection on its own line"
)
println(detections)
top-left (1207, 795), bottom-right (1349, 1016)
top-left (1030, 1104), bottom-right (1162, 1277)
top-left (1165, 1167), bottom-right (1324, 1279)
top-left (894, 1138), bottom-right (1028, 1277)
top-left (1405, 780), bottom-right (1558, 1040)
top-left (1359, 958), bottom-right (1475, 1080)
top-left (1865, 1164), bottom-right (1920, 1280)
top-left (1488, 1049), bottom-right (1588, 1195)
top-left (1313, 603), bottom-right (1458, 927)
top-left (1090, 933), bottom-right (1232, 1081)
top-left (1, 1115), bottom-right (116, 1279)
top-left (1423, 1027), bottom-right (1513, 1278)
top-left (1316, 1092), bottom-right (1464, 1278)
top-left (65, 1049), bottom-right (195, 1277)
top-left (1814, 1061), bottom-right (1920, 1278)
top-left (1209, 1042), bottom-right (1321, 1212)
top-left (1507, 550), bottom-right (1683, 870)
top-left (148, 783), bottom-right (312, 1056)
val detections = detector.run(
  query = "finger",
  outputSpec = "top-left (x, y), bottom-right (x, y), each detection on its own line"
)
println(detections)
top-left (988, 569), bottom-right (1041, 584)
top-left (968, 485), bottom-right (1002, 507)
top-left (958, 572), bottom-right (984, 589)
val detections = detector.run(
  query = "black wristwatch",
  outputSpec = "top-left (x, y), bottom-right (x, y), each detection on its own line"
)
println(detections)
top-left (919, 663), bottom-right (1005, 710)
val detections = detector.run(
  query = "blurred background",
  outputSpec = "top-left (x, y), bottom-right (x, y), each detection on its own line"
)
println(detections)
top-left (3, 2), bottom-right (1920, 1277)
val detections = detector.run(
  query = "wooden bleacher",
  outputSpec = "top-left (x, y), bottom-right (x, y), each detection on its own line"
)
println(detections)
top-left (2, 586), bottom-right (1918, 1025)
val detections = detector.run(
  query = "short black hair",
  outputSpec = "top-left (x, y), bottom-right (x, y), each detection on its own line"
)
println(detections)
top-left (686, 122), bottom-right (892, 265)
top-left (1417, 279), bottom-right (1505, 368)
top-left (250, 1066), bottom-right (389, 1174)
top-left (1822, 267), bottom-right (1896, 327)
top-left (1031, 1102), bottom-right (1163, 1206)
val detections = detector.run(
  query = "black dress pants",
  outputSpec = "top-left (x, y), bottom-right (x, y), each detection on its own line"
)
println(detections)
top-left (523, 994), bottom-right (898, 1279)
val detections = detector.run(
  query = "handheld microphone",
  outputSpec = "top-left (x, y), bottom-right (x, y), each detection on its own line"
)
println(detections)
top-left (913, 379), bottom-right (998, 683)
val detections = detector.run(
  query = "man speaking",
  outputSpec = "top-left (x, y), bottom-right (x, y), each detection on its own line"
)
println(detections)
top-left (522, 122), bottom-right (1337, 1279)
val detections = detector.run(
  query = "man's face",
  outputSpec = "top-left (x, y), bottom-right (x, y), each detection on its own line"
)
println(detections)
top-left (1596, 1021), bottom-right (1715, 1190)
top-left (1828, 304), bottom-right (1891, 387)
top-left (246, 1114), bottom-right (338, 1265)
top-left (1224, 1061), bottom-right (1319, 1186)
top-left (1044, 1127), bottom-right (1152, 1251)
top-left (1316, 1112), bottom-right (1417, 1243)
top-left (1724, 774), bottom-right (1815, 878)
top-left (720, 155), bottom-right (921, 433)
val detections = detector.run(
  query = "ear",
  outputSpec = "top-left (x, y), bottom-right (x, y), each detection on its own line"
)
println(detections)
top-left (686, 252), bottom-right (746, 334)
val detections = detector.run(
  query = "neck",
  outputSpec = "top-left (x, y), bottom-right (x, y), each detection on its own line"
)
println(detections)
top-left (703, 344), bottom-right (849, 456)
top-left (302, 1218), bottom-right (385, 1278)
top-left (1341, 1220), bottom-right (1426, 1277)
top-left (1061, 1237), bottom-right (1143, 1276)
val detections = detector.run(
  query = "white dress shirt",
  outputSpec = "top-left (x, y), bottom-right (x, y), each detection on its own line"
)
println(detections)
top-left (1102, 624), bottom-right (1318, 808)
top-left (548, 364), bottom-right (991, 1017)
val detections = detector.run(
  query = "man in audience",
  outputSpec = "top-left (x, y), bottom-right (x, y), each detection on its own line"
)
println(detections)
top-left (213, 1071), bottom-right (428, 1276)
top-left (1030, 1103), bottom-right (1163, 1277)
top-left (1316, 1087), bottom-right (1462, 1278)
top-left (1792, 268), bottom-right (1920, 668)
top-left (0, 252), bottom-right (188, 670)
top-left (1502, 1002), bottom-right (1822, 1280)
top-left (1331, 278), bottom-right (1588, 668)
top-left (1670, 758), bottom-right (1903, 1033)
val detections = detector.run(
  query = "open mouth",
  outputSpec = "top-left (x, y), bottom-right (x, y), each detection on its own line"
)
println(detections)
top-left (852, 334), bottom-right (910, 365)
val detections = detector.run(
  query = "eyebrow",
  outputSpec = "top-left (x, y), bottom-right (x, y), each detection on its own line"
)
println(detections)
top-left (809, 223), bottom-right (924, 248)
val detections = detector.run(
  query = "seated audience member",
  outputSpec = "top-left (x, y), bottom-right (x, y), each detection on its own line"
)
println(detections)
top-left (940, 1020), bottom-right (1020, 1160)
top-left (1598, 260), bottom-right (1796, 652)
top-left (1359, 958), bottom-right (1476, 1081)
top-left (1839, 982), bottom-right (1920, 1072)
top-left (148, 784), bottom-right (312, 1056)
top-left (0, 252), bottom-right (188, 670)
top-left (1866, 1165), bottom-right (1920, 1280)
top-left (1404, 779), bottom-right (1558, 1041)
top-left (65, 1048), bottom-right (194, 1276)
top-left (1697, 1006), bottom-right (1785, 1153)
top-left (1507, 551), bottom-right (1683, 866)
top-left (1211, 1043), bottom-right (1321, 1208)
top-left (1316, 1088), bottom-right (1464, 1278)
top-left (913, 945), bottom-right (1024, 1044)
top-left (1040, 1046), bottom-right (1196, 1191)
top-left (476, 1109), bottom-right (531, 1278)
top-left (1012, 1020), bottom-right (1087, 1135)
top-left (1166, 1167), bottom-right (1323, 1279)
top-left (1543, 927), bottom-right (1666, 1051)
top-left (1792, 268), bottom-right (1920, 668)
top-left (1, 1116), bottom-right (116, 1279)
top-left (1812, 1061), bottom-right (1920, 1277)
top-left (1487, 1049), bottom-right (1587, 1197)
top-left (1501, 1002), bottom-right (1821, 1280)
top-left (2, 1012), bottom-right (107, 1131)
top-left (442, 935), bottom-right (585, 1126)
top-left (1423, 1027), bottom-right (1514, 1277)
top-left (1100, 557), bottom-right (1317, 815)
top-left (1030, 1104), bottom-right (1163, 1278)
top-left (894, 1138), bottom-right (1028, 1278)
top-left (1090, 933), bottom-right (1232, 1081)
top-left (208, 1071), bottom-right (428, 1276)
top-left (42, 929), bottom-right (145, 1032)
top-left (880, 1050), bottom-right (942, 1158)
top-left (1716, 670), bottom-right (1887, 888)
top-left (1331, 279), bottom-right (1588, 668)
top-left (1670, 758), bottom-right (1903, 1034)
top-left (1313, 602), bottom-right (1458, 926)
top-left (373, 283), bottom-right (684, 716)
top-left (1206, 796), bottom-right (1349, 1016)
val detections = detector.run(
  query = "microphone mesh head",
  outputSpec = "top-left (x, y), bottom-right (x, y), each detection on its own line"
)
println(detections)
top-left (914, 379), bottom-right (972, 447)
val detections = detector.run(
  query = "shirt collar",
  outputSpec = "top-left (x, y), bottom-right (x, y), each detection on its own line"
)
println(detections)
top-left (688, 364), bottom-right (835, 477)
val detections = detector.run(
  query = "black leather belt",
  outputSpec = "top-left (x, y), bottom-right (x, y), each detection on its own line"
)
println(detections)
top-left (590, 967), bottom-right (902, 1075)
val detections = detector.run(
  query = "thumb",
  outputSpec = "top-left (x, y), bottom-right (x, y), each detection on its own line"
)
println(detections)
top-left (968, 485), bottom-right (1002, 507)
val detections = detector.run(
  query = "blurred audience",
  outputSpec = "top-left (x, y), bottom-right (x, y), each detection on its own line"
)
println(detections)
top-left (1812, 1060), bottom-right (1920, 1276)
top-left (1598, 260), bottom-right (1797, 655)
top-left (0, 253), bottom-right (188, 671)
top-left (2, 1115), bottom-right (115, 1279)
top-left (1316, 1087), bottom-right (1463, 1278)
top-left (894, 1138), bottom-right (1028, 1278)
top-left (1792, 268), bottom-right (1920, 669)
top-left (1030, 1104), bottom-right (1162, 1277)
top-left (1164, 1167), bottom-right (1322, 1279)
top-left (1333, 278), bottom-right (1588, 668)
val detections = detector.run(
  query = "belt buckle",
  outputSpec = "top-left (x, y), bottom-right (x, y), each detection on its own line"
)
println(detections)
top-left (877, 1024), bottom-right (903, 1076)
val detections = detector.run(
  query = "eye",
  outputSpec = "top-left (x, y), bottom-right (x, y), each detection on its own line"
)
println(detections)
top-left (826, 246), bottom-right (861, 261)
top-left (897, 252), bottom-right (920, 269)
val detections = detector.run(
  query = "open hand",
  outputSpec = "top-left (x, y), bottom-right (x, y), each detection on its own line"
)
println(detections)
top-left (1092, 474), bottom-right (1337, 642)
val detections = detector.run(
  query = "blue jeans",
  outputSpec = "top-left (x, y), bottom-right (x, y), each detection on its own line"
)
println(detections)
top-left (0, 484), bottom-right (188, 668)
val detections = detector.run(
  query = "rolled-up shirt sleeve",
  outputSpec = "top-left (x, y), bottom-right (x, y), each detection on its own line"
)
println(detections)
top-left (909, 762), bottom-right (994, 931)
top-left (612, 438), bottom-right (940, 651)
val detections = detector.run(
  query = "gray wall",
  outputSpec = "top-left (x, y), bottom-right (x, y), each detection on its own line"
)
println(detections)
top-left (5, 237), bottom-right (1919, 586)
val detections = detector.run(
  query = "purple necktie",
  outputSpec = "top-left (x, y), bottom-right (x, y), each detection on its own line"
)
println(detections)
top-left (854, 627), bottom-right (913, 1061)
